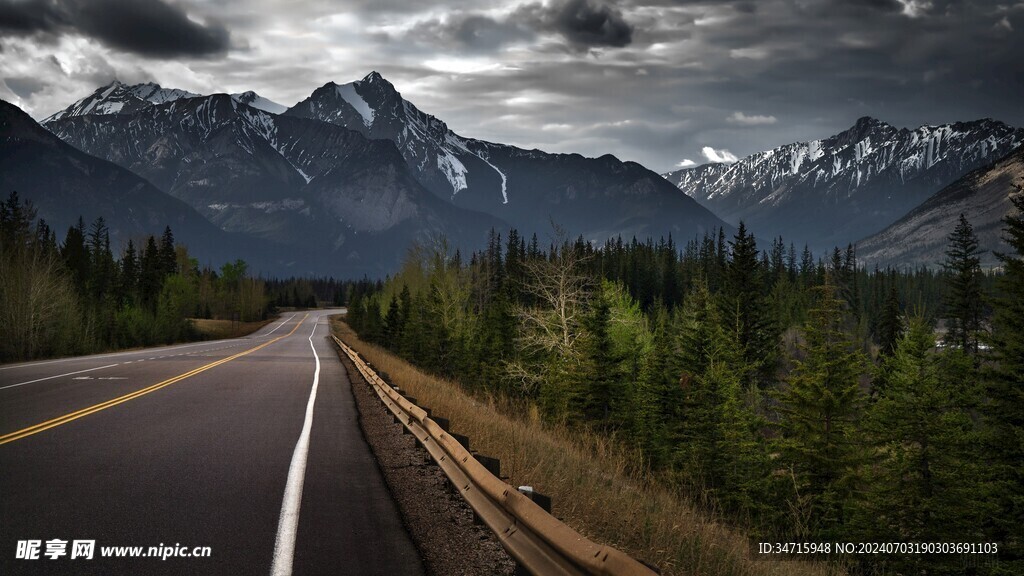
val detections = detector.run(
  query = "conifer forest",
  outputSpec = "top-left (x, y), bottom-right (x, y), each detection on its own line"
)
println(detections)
top-left (347, 203), bottom-right (1024, 575)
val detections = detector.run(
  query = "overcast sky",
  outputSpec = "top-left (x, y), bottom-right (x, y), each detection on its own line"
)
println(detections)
top-left (1, 0), bottom-right (1022, 172)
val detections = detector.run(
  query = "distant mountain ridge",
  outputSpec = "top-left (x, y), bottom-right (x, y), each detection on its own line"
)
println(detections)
top-left (858, 143), bottom-right (1024, 269)
top-left (663, 117), bottom-right (1023, 251)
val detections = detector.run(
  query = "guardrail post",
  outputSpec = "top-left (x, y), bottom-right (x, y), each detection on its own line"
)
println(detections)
top-left (517, 486), bottom-right (552, 514)
top-left (451, 433), bottom-right (470, 451)
top-left (476, 455), bottom-right (500, 478)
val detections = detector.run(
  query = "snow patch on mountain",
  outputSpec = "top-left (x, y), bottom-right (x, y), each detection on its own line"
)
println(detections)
top-left (438, 149), bottom-right (468, 196)
top-left (335, 83), bottom-right (374, 127)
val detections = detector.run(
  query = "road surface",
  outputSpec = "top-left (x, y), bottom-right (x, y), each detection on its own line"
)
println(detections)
top-left (0, 310), bottom-right (424, 575)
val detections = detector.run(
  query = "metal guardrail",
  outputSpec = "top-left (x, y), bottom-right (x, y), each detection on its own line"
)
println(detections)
top-left (332, 334), bottom-right (659, 576)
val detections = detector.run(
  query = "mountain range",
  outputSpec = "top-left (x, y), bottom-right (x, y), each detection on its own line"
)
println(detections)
top-left (663, 117), bottom-right (1023, 253)
top-left (32, 73), bottom-right (727, 276)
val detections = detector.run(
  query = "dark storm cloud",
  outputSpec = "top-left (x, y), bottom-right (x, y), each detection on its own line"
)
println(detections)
top-left (405, 0), bottom-right (633, 53)
top-left (542, 0), bottom-right (634, 49)
top-left (0, 0), bottom-right (229, 58)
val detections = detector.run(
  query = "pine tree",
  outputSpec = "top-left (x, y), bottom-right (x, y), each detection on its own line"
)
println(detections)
top-left (856, 317), bottom-right (988, 575)
top-left (876, 283), bottom-right (903, 357)
top-left (60, 218), bottom-right (89, 294)
top-left (119, 240), bottom-right (139, 306)
top-left (942, 214), bottom-right (985, 354)
top-left (674, 279), bottom-right (769, 516)
top-left (580, 289), bottom-right (623, 431)
top-left (776, 277), bottom-right (867, 539)
top-left (159, 226), bottom-right (177, 276)
top-left (984, 186), bottom-right (1024, 569)
top-left (722, 222), bottom-right (776, 380)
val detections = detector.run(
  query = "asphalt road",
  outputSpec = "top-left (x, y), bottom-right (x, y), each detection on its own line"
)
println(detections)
top-left (0, 310), bottom-right (425, 575)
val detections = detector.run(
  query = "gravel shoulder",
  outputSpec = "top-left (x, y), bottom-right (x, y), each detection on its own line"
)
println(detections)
top-left (337, 350), bottom-right (516, 576)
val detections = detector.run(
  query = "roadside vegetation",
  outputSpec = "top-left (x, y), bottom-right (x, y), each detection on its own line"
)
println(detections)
top-left (343, 178), bottom-right (1024, 575)
top-left (333, 318), bottom-right (836, 576)
top-left (0, 191), bottom-right (352, 362)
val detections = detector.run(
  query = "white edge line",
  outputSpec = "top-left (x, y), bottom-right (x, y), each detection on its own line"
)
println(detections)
top-left (270, 317), bottom-right (321, 576)
top-left (0, 364), bottom-right (120, 391)
top-left (263, 313), bottom-right (298, 337)
top-left (0, 313), bottom-right (296, 372)
top-left (0, 339), bottom-right (237, 371)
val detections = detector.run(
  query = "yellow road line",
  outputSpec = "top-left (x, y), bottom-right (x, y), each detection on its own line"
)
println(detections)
top-left (0, 314), bottom-right (309, 446)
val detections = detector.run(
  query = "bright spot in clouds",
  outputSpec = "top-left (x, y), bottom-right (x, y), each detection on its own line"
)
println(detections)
top-left (676, 159), bottom-right (697, 168)
top-left (701, 146), bottom-right (738, 163)
top-left (424, 57), bottom-right (502, 74)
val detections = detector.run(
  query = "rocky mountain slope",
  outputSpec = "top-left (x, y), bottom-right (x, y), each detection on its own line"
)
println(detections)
top-left (284, 72), bottom-right (728, 242)
top-left (0, 99), bottom-right (288, 270)
top-left (858, 144), bottom-right (1024, 269)
top-left (44, 91), bottom-right (503, 276)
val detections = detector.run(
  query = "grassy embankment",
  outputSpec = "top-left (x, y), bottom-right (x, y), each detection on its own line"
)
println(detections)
top-left (331, 317), bottom-right (840, 576)
top-left (190, 317), bottom-right (274, 340)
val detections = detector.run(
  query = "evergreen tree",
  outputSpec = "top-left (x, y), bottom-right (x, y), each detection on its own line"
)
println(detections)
top-left (675, 280), bottom-right (767, 514)
top-left (159, 226), bottom-right (177, 276)
top-left (776, 277), bottom-right (867, 539)
top-left (118, 240), bottom-right (139, 306)
top-left (722, 222), bottom-right (776, 380)
top-left (942, 214), bottom-right (985, 354)
top-left (140, 236), bottom-right (162, 312)
top-left (60, 218), bottom-right (89, 294)
top-left (580, 289), bottom-right (624, 431)
top-left (876, 283), bottom-right (903, 357)
top-left (856, 317), bottom-right (987, 575)
top-left (984, 187), bottom-right (1024, 570)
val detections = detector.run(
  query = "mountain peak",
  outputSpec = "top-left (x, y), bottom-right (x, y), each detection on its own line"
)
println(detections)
top-left (363, 71), bottom-right (384, 83)
top-left (230, 90), bottom-right (287, 114)
top-left (854, 115), bottom-right (884, 126)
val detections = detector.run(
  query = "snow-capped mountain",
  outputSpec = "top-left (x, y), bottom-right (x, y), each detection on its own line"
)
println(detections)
top-left (663, 117), bottom-right (1024, 251)
top-left (43, 80), bottom-right (198, 122)
top-left (284, 72), bottom-right (727, 242)
top-left (41, 72), bottom-right (728, 274)
top-left (44, 93), bottom-right (503, 276)
top-left (858, 144), bottom-right (1024, 269)
top-left (230, 91), bottom-right (287, 114)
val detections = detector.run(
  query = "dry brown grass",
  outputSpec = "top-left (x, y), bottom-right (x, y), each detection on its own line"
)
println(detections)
top-left (331, 318), bottom-right (839, 576)
top-left (190, 317), bottom-right (274, 340)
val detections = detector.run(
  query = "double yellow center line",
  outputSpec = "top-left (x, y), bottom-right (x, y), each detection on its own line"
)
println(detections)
top-left (0, 314), bottom-right (309, 446)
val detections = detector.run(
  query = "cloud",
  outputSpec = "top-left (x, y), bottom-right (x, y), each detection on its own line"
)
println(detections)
top-left (701, 146), bottom-right (739, 163)
top-left (406, 12), bottom-right (535, 52)
top-left (727, 111), bottom-right (778, 125)
top-left (676, 158), bottom-right (697, 168)
top-left (544, 0), bottom-right (633, 49)
top-left (3, 75), bottom-right (45, 98)
top-left (0, 0), bottom-right (229, 58)
top-left (406, 0), bottom-right (634, 53)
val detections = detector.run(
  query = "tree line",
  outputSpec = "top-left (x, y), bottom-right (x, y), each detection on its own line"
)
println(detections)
top-left (346, 189), bottom-right (1023, 574)
top-left (0, 192), bottom-right (278, 361)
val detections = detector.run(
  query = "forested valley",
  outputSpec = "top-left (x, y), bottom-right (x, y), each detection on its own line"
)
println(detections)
top-left (0, 192), bottom-right (353, 362)
top-left (346, 201), bottom-right (1024, 575)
